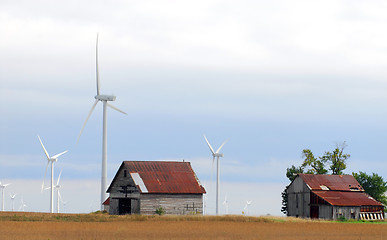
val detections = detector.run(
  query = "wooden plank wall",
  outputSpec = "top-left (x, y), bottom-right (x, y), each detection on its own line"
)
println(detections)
top-left (140, 194), bottom-right (203, 215)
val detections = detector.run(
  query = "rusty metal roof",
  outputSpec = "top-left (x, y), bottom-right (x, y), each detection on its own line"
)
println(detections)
top-left (313, 191), bottom-right (383, 207)
top-left (123, 161), bottom-right (206, 194)
top-left (299, 174), bottom-right (364, 192)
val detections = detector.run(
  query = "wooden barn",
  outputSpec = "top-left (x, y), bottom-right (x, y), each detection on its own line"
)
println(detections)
top-left (287, 174), bottom-right (384, 220)
top-left (106, 161), bottom-right (206, 215)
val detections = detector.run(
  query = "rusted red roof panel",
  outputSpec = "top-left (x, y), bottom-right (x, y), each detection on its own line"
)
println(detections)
top-left (313, 191), bottom-right (383, 206)
top-left (299, 174), bottom-right (364, 191)
top-left (124, 161), bottom-right (206, 194)
top-left (103, 197), bottom-right (110, 205)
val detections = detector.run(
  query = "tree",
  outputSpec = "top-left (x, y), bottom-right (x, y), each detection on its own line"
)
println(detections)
top-left (286, 165), bottom-right (304, 182)
top-left (353, 171), bottom-right (387, 205)
top-left (323, 142), bottom-right (350, 175)
top-left (301, 149), bottom-right (328, 174)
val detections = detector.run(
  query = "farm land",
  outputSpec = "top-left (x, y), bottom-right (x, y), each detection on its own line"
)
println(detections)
top-left (0, 212), bottom-right (386, 240)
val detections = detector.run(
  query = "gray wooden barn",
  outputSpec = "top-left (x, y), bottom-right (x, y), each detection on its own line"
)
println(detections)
top-left (106, 161), bottom-right (206, 215)
top-left (287, 174), bottom-right (384, 220)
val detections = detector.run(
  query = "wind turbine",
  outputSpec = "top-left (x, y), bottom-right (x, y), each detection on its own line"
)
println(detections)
top-left (9, 193), bottom-right (16, 211)
top-left (78, 33), bottom-right (127, 210)
top-left (45, 170), bottom-right (63, 213)
top-left (19, 197), bottom-right (27, 212)
top-left (244, 200), bottom-right (252, 216)
top-left (204, 135), bottom-right (227, 215)
top-left (223, 194), bottom-right (229, 215)
top-left (38, 135), bottom-right (67, 213)
top-left (0, 181), bottom-right (11, 211)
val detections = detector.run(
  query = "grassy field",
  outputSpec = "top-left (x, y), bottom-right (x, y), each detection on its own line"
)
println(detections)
top-left (0, 212), bottom-right (386, 240)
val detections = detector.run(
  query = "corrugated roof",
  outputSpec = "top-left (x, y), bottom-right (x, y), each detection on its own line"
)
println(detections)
top-left (123, 161), bottom-right (206, 194)
top-left (299, 174), bottom-right (364, 191)
top-left (313, 191), bottom-right (383, 206)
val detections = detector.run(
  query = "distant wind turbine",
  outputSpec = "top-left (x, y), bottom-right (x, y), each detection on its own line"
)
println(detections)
top-left (244, 200), bottom-right (252, 216)
top-left (45, 170), bottom-right (63, 213)
top-left (9, 193), bottom-right (16, 211)
top-left (38, 135), bottom-right (67, 213)
top-left (204, 135), bottom-right (227, 215)
top-left (223, 193), bottom-right (229, 215)
top-left (77, 33), bottom-right (127, 210)
top-left (19, 197), bottom-right (27, 212)
top-left (0, 181), bottom-right (11, 211)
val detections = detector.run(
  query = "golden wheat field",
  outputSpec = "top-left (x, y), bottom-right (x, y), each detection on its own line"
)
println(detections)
top-left (0, 212), bottom-right (386, 240)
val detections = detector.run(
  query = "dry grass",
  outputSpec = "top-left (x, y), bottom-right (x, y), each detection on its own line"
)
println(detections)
top-left (0, 212), bottom-right (386, 240)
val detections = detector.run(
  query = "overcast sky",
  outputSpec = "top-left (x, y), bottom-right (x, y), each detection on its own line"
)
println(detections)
top-left (1, 0), bottom-right (387, 215)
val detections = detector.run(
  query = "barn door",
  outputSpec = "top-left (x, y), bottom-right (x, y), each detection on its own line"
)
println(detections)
top-left (310, 206), bottom-right (319, 219)
top-left (119, 198), bottom-right (132, 215)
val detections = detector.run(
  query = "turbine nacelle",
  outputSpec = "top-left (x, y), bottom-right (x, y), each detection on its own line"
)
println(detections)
top-left (95, 94), bottom-right (116, 101)
top-left (213, 153), bottom-right (224, 158)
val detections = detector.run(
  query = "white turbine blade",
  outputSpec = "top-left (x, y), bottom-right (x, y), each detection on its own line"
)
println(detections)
top-left (42, 161), bottom-right (49, 192)
top-left (38, 135), bottom-right (50, 159)
top-left (58, 190), bottom-right (62, 202)
top-left (204, 135), bottom-right (215, 155)
top-left (56, 170), bottom-right (63, 186)
top-left (44, 187), bottom-right (51, 191)
top-left (51, 150), bottom-right (68, 159)
top-left (96, 33), bottom-right (100, 96)
top-left (107, 103), bottom-right (127, 115)
top-left (216, 140), bottom-right (228, 153)
top-left (3, 183), bottom-right (11, 187)
top-left (77, 99), bottom-right (99, 143)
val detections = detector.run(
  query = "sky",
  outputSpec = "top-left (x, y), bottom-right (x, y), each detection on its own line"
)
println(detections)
top-left (1, 0), bottom-right (387, 216)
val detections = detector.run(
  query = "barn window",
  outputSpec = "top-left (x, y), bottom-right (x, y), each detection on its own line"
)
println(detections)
top-left (124, 170), bottom-right (127, 178)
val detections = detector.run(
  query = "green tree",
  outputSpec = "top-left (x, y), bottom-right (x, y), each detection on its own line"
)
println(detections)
top-left (352, 171), bottom-right (387, 205)
top-left (286, 165), bottom-right (304, 182)
top-left (323, 142), bottom-right (350, 175)
top-left (301, 149), bottom-right (328, 174)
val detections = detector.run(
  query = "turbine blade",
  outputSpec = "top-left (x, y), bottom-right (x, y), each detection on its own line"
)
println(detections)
top-left (216, 140), bottom-right (228, 153)
top-left (42, 161), bottom-right (49, 192)
top-left (44, 187), bottom-right (51, 191)
top-left (203, 135), bottom-right (215, 155)
top-left (77, 99), bottom-right (99, 143)
top-left (57, 170), bottom-right (63, 186)
top-left (58, 190), bottom-right (62, 202)
top-left (107, 103), bottom-right (127, 115)
top-left (96, 33), bottom-right (100, 96)
top-left (51, 150), bottom-right (68, 159)
top-left (3, 183), bottom-right (11, 187)
top-left (38, 135), bottom-right (50, 159)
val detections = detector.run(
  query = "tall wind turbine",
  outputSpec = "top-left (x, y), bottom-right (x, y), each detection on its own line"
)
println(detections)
top-left (38, 135), bottom-right (67, 213)
top-left (78, 33), bottom-right (127, 210)
top-left (0, 181), bottom-right (11, 211)
top-left (244, 200), bottom-right (252, 216)
top-left (204, 135), bottom-right (227, 215)
top-left (9, 193), bottom-right (16, 211)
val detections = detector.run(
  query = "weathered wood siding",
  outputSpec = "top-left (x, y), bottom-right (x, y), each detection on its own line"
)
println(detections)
top-left (332, 206), bottom-right (360, 220)
top-left (140, 194), bottom-right (203, 215)
top-left (287, 176), bottom-right (311, 218)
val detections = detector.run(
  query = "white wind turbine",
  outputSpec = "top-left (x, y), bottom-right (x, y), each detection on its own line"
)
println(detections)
top-left (0, 181), bottom-right (11, 211)
top-left (78, 33), bottom-right (127, 210)
top-left (38, 135), bottom-right (67, 213)
top-left (244, 200), bottom-right (252, 216)
top-left (223, 194), bottom-right (229, 215)
top-left (204, 135), bottom-right (227, 215)
top-left (45, 170), bottom-right (63, 213)
top-left (9, 193), bottom-right (16, 211)
top-left (19, 197), bottom-right (27, 212)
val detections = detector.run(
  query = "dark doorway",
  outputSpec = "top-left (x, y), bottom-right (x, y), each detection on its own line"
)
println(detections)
top-left (310, 206), bottom-right (319, 219)
top-left (119, 198), bottom-right (132, 215)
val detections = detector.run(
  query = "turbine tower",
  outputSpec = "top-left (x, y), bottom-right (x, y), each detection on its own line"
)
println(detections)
top-left (204, 135), bottom-right (227, 215)
top-left (9, 193), bottom-right (16, 211)
top-left (38, 135), bottom-right (67, 213)
top-left (0, 181), bottom-right (11, 211)
top-left (78, 33), bottom-right (126, 210)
